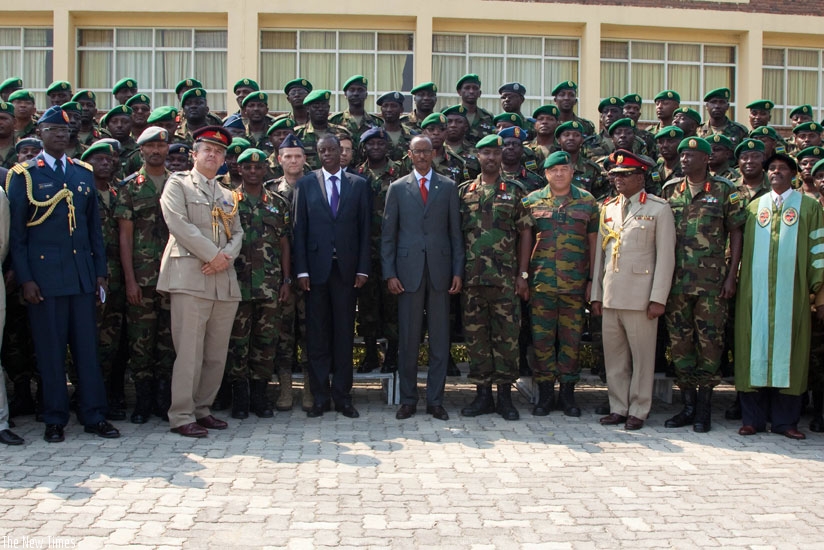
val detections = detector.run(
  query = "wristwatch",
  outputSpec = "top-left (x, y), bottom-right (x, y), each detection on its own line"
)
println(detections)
top-left (283, 277), bottom-right (293, 285)
top-left (519, 271), bottom-right (529, 280)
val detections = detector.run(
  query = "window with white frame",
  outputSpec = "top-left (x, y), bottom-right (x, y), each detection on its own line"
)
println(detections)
top-left (76, 28), bottom-right (228, 111)
top-left (600, 40), bottom-right (737, 123)
top-left (259, 30), bottom-right (414, 113)
top-left (763, 47), bottom-right (824, 126)
top-left (431, 34), bottom-right (579, 115)
top-left (0, 27), bottom-right (53, 107)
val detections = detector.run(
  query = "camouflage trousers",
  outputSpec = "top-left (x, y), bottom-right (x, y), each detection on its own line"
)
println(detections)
top-left (275, 284), bottom-right (306, 367)
top-left (227, 298), bottom-right (279, 382)
top-left (356, 259), bottom-right (398, 342)
top-left (126, 286), bottom-right (174, 381)
top-left (96, 274), bottom-right (125, 382)
top-left (1, 287), bottom-right (36, 386)
top-left (462, 285), bottom-right (520, 384)
top-left (531, 292), bottom-right (585, 383)
top-left (809, 313), bottom-right (824, 392)
top-left (665, 293), bottom-right (726, 388)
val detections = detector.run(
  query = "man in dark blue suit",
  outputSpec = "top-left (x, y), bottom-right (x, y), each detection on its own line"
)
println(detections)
top-left (7, 106), bottom-right (119, 442)
top-left (293, 134), bottom-right (371, 418)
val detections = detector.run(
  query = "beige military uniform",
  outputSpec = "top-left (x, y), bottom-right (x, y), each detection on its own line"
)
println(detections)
top-left (158, 168), bottom-right (243, 428)
top-left (591, 190), bottom-right (676, 419)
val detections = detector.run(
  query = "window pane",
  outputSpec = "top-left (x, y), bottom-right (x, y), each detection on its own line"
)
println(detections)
top-left (546, 38), bottom-right (578, 57)
top-left (154, 92), bottom-right (177, 109)
top-left (705, 45), bottom-right (735, 64)
top-left (116, 51), bottom-right (152, 86)
top-left (195, 30), bottom-right (226, 49)
top-left (24, 28), bottom-right (52, 48)
top-left (704, 66), bottom-right (734, 95)
top-left (633, 42), bottom-right (664, 61)
top-left (763, 48), bottom-right (784, 66)
top-left (0, 52), bottom-right (19, 76)
top-left (78, 51), bottom-right (112, 88)
top-left (79, 29), bottom-right (113, 48)
top-left (340, 53), bottom-right (374, 89)
top-left (302, 31), bottom-right (335, 49)
top-left (0, 28), bottom-right (20, 47)
top-left (601, 61), bottom-right (628, 98)
top-left (378, 33), bottom-right (412, 52)
top-left (116, 29), bottom-right (152, 48)
top-left (669, 64), bottom-right (699, 103)
top-left (468, 56), bottom-right (503, 88)
top-left (261, 31), bottom-right (296, 50)
top-left (762, 68), bottom-right (784, 122)
top-left (509, 37), bottom-right (541, 56)
top-left (508, 58), bottom-right (541, 93)
top-left (787, 69), bottom-right (818, 107)
top-left (300, 52), bottom-right (335, 89)
top-left (433, 35), bottom-right (464, 54)
top-left (668, 44), bottom-right (699, 62)
top-left (269, 93), bottom-right (291, 113)
top-left (469, 35), bottom-right (503, 55)
top-left (601, 41), bottom-right (628, 60)
top-left (340, 32), bottom-right (372, 50)
top-left (157, 29), bottom-right (190, 48)
top-left (195, 51), bottom-right (227, 92)
top-left (433, 54), bottom-right (465, 93)
top-left (633, 62), bottom-right (664, 103)
top-left (544, 60), bottom-right (578, 93)
top-left (156, 51), bottom-right (190, 91)
top-left (376, 53), bottom-right (412, 91)
top-left (788, 49), bottom-right (818, 68)
top-left (260, 52), bottom-right (296, 92)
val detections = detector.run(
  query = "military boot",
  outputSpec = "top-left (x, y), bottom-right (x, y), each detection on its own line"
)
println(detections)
top-left (532, 381), bottom-right (554, 416)
top-left (301, 366), bottom-right (314, 412)
top-left (212, 375), bottom-right (232, 411)
top-left (130, 379), bottom-right (154, 424)
top-left (693, 386), bottom-right (713, 433)
top-left (276, 367), bottom-right (294, 411)
top-left (153, 378), bottom-right (171, 421)
top-left (106, 372), bottom-right (127, 421)
top-left (810, 391), bottom-right (824, 432)
top-left (250, 379), bottom-right (274, 418)
top-left (461, 384), bottom-right (495, 416)
top-left (665, 386), bottom-right (697, 428)
top-left (381, 340), bottom-right (398, 373)
top-left (496, 384), bottom-right (519, 421)
top-left (357, 337), bottom-right (380, 373)
top-left (557, 382), bottom-right (581, 417)
top-left (231, 379), bottom-right (250, 419)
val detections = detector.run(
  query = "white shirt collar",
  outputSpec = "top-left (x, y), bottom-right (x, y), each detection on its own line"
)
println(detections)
top-left (322, 168), bottom-right (343, 181)
top-left (770, 187), bottom-right (793, 203)
top-left (413, 169), bottom-right (433, 184)
top-left (40, 150), bottom-right (68, 171)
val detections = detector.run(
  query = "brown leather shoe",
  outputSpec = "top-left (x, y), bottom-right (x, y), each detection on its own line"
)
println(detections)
top-left (599, 413), bottom-right (627, 425)
top-left (171, 422), bottom-right (208, 438)
top-left (777, 428), bottom-right (806, 440)
top-left (395, 404), bottom-right (416, 420)
top-left (426, 405), bottom-right (449, 421)
top-left (196, 415), bottom-right (228, 430)
top-left (624, 416), bottom-right (644, 430)
top-left (738, 425), bottom-right (757, 436)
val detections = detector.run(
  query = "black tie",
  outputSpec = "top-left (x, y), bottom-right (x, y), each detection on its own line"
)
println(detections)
top-left (54, 158), bottom-right (65, 180)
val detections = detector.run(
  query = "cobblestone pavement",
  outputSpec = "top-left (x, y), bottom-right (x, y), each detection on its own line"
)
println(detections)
top-left (1, 382), bottom-right (823, 549)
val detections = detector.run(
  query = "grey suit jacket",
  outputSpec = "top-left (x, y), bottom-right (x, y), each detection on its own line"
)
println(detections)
top-left (381, 171), bottom-right (464, 293)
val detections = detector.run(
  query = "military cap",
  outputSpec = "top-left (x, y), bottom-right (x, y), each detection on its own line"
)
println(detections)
top-left (654, 125), bottom-right (684, 141)
top-left (764, 152), bottom-right (797, 172)
top-left (554, 120), bottom-right (584, 138)
top-left (278, 134), bottom-right (304, 150)
top-left (0, 101), bottom-right (14, 117)
top-left (493, 112), bottom-right (525, 128)
top-left (226, 137), bottom-right (251, 156)
top-left (223, 113), bottom-right (245, 130)
top-left (793, 121), bottom-right (822, 135)
top-left (497, 126), bottom-right (528, 142)
top-left (0, 77), bottom-right (23, 96)
top-left (420, 112), bottom-right (447, 129)
top-left (677, 136), bottom-right (712, 155)
top-left (673, 107), bottom-right (702, 125)
top-left (622, 93), bottom-right (642, 105)
top-left (608, 149), bottom-right (653, 174)
top-left (411, 82), bottom-right (437, 94)
top-left (72, 90), bottom-right (96, 103)
top-left (707, 133), bottom-right (734, 150)
top-left (498, 82), bottom-right (526, 96)
top-left (46, 81), bottom-right (72, 96)
top-left (193, 126), bottom-right (233, 149)
top-left (442, 105), bottom-right (468, 118)
top-left (15, 137), bottom-right (42, 154)
top-left (147, 106), bottom-right (178, 124)
top-left (746, 99), bottom-right (774, 111)
top-left (532, 104), bottom-right (559, 119)
top-left (734, 138), bottom-right (766, 159)
top-left (703, 87), bottom-right (731, 102)
top-left (543, 150), bottom-right (571, 169)
top-left (790, 104), bottom-right (813, 118)
top-left (80, 140), bottom-right (117, 161)
top-left (175, 78), bottom-right (203, 95)
top-left (181, 87), bottom-right (207, 106)
top-left (795, 146), bottom-right (824, 161)
top-left (125, 93), bottom-right (151, 108)
top-left (97, 138), bottom-right (122, 152)
top-left (136, 126), bottom-right (170, 145)
top-left (61, 101), bottom-right (81, 114)
top-left (168, 142), bottom-right (191, 156)
top-left (456, 74), bottom-right (481, 90)
top-left (598, 96), bottom-right (625, 112)
top-left (233, 78), bottom-right (260, 93)
top-left (37, 105), bottom-right (70, 125)
top-left (476, 134), bottom-right (503, 149)
top-left (101, 105), bottom-right (133, 126)
top-left (360, 126), bottom-right (388, 144)
top-left (284, 78), bottom-right (313, 94)
top-left (241, 91), bottom-right (268, 108)
top-left (266, 117), bottom-right (296, 136)
top-left (551, 81), bottom-right (577, 96)
top-left (812, 158), bottom-right (824, 177)
top-left (654, 90), bottom-right (680, 103)
top-left (343, 75), bottom-right (368, 91)
top-left (112, 77), bottom-right (138, 95)
top-left (303, 89), bottom-right (331, 106)
top-left (237, 148), bottom-right (267, 164)
top-left (8, 89), bottom-right (35, 103)
top-left (607, 118), bottom-right (636, 136)
top-left (377, 91), bottom-right (405, 106)
top-left (749, 125), bottom-right (780, 141)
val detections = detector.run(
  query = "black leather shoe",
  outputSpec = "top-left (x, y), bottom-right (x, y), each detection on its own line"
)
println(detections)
top-left (0, 429), bottom-right (24, 445)
top-left (44, 424), bottom-right (65, 443)
top-left (335, 404), bottom-right (360, 418)
top-left (395, 404), bottom-right (416, 420)
top-left (84, 421), bottom-right (121, 439)
top-left (306, 404), bottom-right (325, 418)
top-left (426, 405), bottom-right (449, 421)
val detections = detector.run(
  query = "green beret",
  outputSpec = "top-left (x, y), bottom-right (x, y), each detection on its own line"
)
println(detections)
top-left (543, 150), bottom-right (571, 169)
top-left (654, 125), bottom-right (684, 140)
top-left (284, 78), bottom-right (312, 94)
top-left (237, 148), bottom-right (268, 164)
top-left (81, 141), bottom-right (117, 161)
top-left (533, 105), bottom-right (559, 119)
top-left (101, 105), bottom-right (133, 126)
top-left (456, 74), bottom-right (481, 90)
top-left (746, 99), bottom-right (774, 111)
top-left (734, 138), bottom-right (766, 159)
top-left (674, 107), bottom-right (702, 125)
top-left (343, 75), bottom-right (368, 91)
top-left (241, 91), bottom-right (268, 108)
top-left (677, 137), bottom-right (711, 155)
top-left (793, 121), bottom-right (822, 134)
top-left (146, 106), bottom-right (178, 124)
top-left (421, 112), bottom-right (447, 129)
top-left (72, 90), bottom-right (96, 103)
top-left (112, 77), bottom-right (138, 95)
top-left (266, 117), bottom-right (296, 136)
top-left (654, 90), bottom-right (680, 103)
top-left (46, 81), bottom-right (72, 95)
top-left (707, 133), bottom-right (734, 150)
top-left (812, 158), bottom-right (824, 177)
top-left (233, 78), bottom-right (260, 93)
top-left (607, 118), bottom-right (636, 136)
top-left (598, 97), bottom-right (624, 112)
top-left (226, 137), bottom-right (251, 156)
top-left (703, 87), bottom-right (731, 102)
top-left (0, 101), bottom-right (14, 116)
top-left (790, 104), bottom-right (813, 118)
top-left (441, 105), bottom-right (467, 118)
top-left (622, 94), bottom-right (642, 105)
top-left (551, 81), bottom-right (577, 96)
top-left (795, 146), bottom-right (824, 161)
top-left (0, 77), bottom-right (23, 95)
top-left (411, 82), bottom-right (438, 94)
top-left (476, 134), bottom-right (503, 149)
top-left (125, 93), bottom-right (151, 107)
top-left (181, 88), bottom-right (207, 106)
top-left (175, 78), bottom-right (202, 95)
top-left (493, 112), bottom-right (524, 127)
top-left (554, 120), bottom-right (584, 138)
top-left (8, 89), bottom-right (35, 103)
top-left (61, 101), bottom-right (81, 114)
top-left (749, 125), bottom-right (780, 141)
top-left (303, 89), bottom-right (331, 106)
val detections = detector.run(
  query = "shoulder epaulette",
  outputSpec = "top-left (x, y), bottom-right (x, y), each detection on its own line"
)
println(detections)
top-left (711, 175), bottom-right (736, 189)
top-left (118, 172), bottom-right (139, 187)
top-left (646, 194), bottom-right (668, 204)
top-left (70, 158), bottom-right (94, 171)
top-left (11, 163), bottom-right (29, 175)
top-left (505, 178), bottom-right (527, 194)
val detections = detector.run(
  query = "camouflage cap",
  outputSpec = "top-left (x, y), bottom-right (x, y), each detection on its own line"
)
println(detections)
top-left (543, 150), bottom-right (571, 169)
top-left (598, 96), bottom-right (624, 113)
top-left (233, 78), bottom-right (260, 93)
top-left (175, 78), bottom-right (203, 95)
top-left (554, 120), bottom-right (583, 138)
top-left (476, 134), bottom-right (503, 149)
top-left (607, 118), bottom-right (636, 136)
top-left (677, 137), bottom-right (711, 155)
top-left (237, 148), bottom-right (268, 164)
top-left (734, 138), bottom-right (766, 159)
top-left (654, 125), bottom-right (684, 140)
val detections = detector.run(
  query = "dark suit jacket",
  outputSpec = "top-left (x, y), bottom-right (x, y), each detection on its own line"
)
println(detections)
top-left (381, 171), bottom-right (464, 293)
top-left (293, 169), bottom-right (371, 284)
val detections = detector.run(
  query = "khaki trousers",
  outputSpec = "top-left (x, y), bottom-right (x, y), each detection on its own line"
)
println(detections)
top-left (168, 293), bottom-right (238, 428)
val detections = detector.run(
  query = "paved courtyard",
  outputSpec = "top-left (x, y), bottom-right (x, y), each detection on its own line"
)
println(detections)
top-left (1, 382), bottom-right (823, 549)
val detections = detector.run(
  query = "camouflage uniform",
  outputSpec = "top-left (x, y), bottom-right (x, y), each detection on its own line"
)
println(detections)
top-left (95, 181), bottom-right (125, 388)
top-left (572, 154), bottom-right (610, 202)
top-left (400, 110), bottom-right (427, 134)
top-left (13, 119), bottom-right (36, 142)
top-left (636, 128), bottom-right (658, 159)
top-left (385, 125), bottom-right (417, 163)
top-left (711, 163), bottom-right (741, 182)
top-left (662, 176), bottom-right (746, 387)
top-left (734, 173), bottom-right (770, 203)
top-left (650, 159), bottom-right (683, 196)
top-left (460, 106), bottom-right (496, 146)
top-left (445, 141), bottom-right (481, 180)
top-left (65, 141), bottom-right (87, 161)
top-left (567, 115), bottom-right (596, 139)
top-left (502, 166), bottom-right (545, 194)
top-left (245, 115), bottom-right (277, 155)
top-left (522, 184), bottom-right (599, 383)
top-left (77, 126), bottom-right (103, 147)
top-left (459, 175), bottom-right (531, 384)
top-left (1, 145), bottom-right (17, 169)
top-left (116, 137), bottom-right (142, 179)
top-left (697, 118), bottom-right (750, 150)
top-left (293, 121), bottom-right (351, 170)
top-left (328, 110), bottom-right (383, 146)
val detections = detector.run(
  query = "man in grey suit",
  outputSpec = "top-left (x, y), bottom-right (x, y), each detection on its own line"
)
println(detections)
top-left (382, 135), bottom-right (465, 421)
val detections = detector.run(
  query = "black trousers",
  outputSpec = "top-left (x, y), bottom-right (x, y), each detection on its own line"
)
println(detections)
top-left (740, 388), bottom-right (803, 433)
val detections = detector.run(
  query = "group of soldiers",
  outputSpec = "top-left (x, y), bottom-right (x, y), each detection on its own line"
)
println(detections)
top-left (2, 67), bottom-right (824, 445)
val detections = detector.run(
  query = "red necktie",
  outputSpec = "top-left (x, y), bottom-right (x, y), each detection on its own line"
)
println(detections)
top-left (420, 177), bottom-right (428, 204)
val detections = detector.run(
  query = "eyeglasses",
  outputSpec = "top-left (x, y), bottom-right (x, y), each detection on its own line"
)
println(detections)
top-left (41, 127), bottom-right (69, 135)
top-left (409, 149), bottom-right (433, 156)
